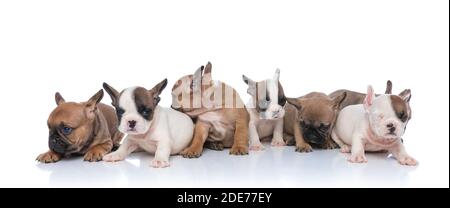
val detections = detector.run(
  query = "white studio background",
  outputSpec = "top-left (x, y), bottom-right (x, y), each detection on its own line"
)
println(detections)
top-left (0, 0), bottom-right (448, 187)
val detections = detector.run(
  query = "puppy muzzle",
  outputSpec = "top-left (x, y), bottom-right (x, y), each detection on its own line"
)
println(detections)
top-left (48, 134), bottom-right (70, 154)
top-left (303, 131), bottom-right (326, 144)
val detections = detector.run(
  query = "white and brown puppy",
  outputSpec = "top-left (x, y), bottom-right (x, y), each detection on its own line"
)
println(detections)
top-left (242, 69), bottom-right (287, 151)
top-left (102, 79), bottom-right (194, 168)
top-left (330, 80), bottom-right (412, 123)
top-left (37, 90), bottom-right (123, 163)
top-left (331, 86), bottom-right (417, 165)
top-left (171, 62), bottom-right (249, 157)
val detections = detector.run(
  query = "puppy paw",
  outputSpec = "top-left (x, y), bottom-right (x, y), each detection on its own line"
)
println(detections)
top-left (271, 138), bottom-right (286, 146)
top-left (347, 154), bottom-right (368, 163)
top-left (36, 151), bottom-right (61, 163)
top-left (150, 159), bottom-right (170, 168)
top-left (249, 143), bottom-right (265, 151)
top-left (340, 145), bottom-right (351, 153)
top-left (323, 139), bottom-right (339, 149)
top-left (230, 145), bottom-right (248, 155)
top-left (84, 148), bottom-right (108, 162)
top-left (181, 148), bottom-right (202, 158)
top-left (102, 152), bottom-right (125, 162)
top-left (398, 156), bottom-right (418, 166)
top-left (295, 143), bottom-right (313, 153)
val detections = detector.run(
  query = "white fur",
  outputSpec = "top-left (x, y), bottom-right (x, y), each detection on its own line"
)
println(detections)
top-left (331, 91), bottom-right (417, 166)
top-left (245, 70), bottom-right (285, 151)
top-left (117, 87), bottom-right (153, 135)
top-left (103, 106), bottom-right (194, 168)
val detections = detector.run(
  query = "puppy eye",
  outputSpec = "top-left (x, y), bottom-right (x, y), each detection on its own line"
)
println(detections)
top-left (138, 106), bottom-right (152, 117)
top-left (116, 108), bottom-right (125, 116)
top-left (62, 126), bottom-right (72, 135)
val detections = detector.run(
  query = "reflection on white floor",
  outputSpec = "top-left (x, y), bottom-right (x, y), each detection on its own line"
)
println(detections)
top-left (18, 143), bottom-right (430, 187)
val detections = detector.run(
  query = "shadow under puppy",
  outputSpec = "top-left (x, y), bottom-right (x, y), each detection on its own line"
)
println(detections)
top-left (37, 90), bottom-right (123, 163)
top-left (171, 62), bottom-right (249, 158)
top-left (284, 92), bottom-right (347, 152)
top-left (102, 79), bottom-right (194, 168)
top-left (331, 86), bottom-right (416, 165)
top-left (242, 69), bottom-right (287, 151)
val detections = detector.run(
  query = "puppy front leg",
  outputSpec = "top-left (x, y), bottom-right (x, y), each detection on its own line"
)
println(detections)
top-left (347, 135), bottom-right (367, 163)
top-left (249, 121), bottom-right (264, 151)
top-left (36, 150), bottom-right (62, 163)
top-left (84, 139), bottom-right (113, 162)
top-left (389, 142), bottom-right (418, 166)
top-left (181, 121), bottom-right (210, 158)
top-left (271, 119), bottom-right (285, 146)
top-left (331, 130), bottom-right (350, 153)
top-left (230, 108), bottom-right (249, 155)
top-left (293, 122), bottom-right (312, 152)
top-left (151, 141), bottom-right (171, 168)
top-left (103, 137), bottom-right (138, 162)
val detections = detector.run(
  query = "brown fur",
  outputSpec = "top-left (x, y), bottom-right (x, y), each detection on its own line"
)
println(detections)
top-left (284, 92), bottom-right (346, 152)
top-left (36, 90), bottom-right (123, 163)
top-left (171, 62), bottom-right (249, 157)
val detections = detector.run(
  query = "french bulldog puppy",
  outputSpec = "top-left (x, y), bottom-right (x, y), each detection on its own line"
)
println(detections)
top-left (329, 80), bottom-right (412, 131)
top-left (331, 86), bottom-right (417, 165)
top-left (242, 69), bottom-right (287, 151)
top-left (171, 62), bottom-right (249, 157)
top-left (36, 90), bottom-right (123, 163)
top-left (284, 92), bottom-right (347, 152)
top-left (102, 79), bottom-right (194, 168)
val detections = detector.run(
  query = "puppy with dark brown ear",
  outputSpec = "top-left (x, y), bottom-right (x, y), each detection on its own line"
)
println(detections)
top-left (36, 90), bottom-right (124, 163)
top-left (284, 92), bottom-right (347, 152)
top-left (102, 79), bottom-right (194, 168)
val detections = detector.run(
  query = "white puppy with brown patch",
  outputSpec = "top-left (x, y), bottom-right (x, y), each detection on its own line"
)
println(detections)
top-left (101, 79), bottom-right (194, 168)
top-left (331, 85), bottom-right (417, 166)
top-left (242, 69), bottom-right (286, 151)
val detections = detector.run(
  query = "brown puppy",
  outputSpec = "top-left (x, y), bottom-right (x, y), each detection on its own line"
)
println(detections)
top-left (171, 62), bottom-right (249, 157)
top-left (36, 90), bottom-right (123, 163)
top-left (329, 80), bottom-right (411, 122)
top-left (284, 92), bottom-right (347, 152)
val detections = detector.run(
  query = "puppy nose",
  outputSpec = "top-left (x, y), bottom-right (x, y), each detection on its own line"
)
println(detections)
top-left (128, 120), bottom-right (137, 128)
top-left (389, 127), bottom-right (396, 132)
top-left (387, 123), bottom-right (394, 128)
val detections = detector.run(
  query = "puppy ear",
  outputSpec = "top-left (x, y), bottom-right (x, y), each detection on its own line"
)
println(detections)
top-left (86, 89), bottom-right (104, 107)
top-left (286, 97), bottom-right (302, 111)
top-left (364, 85), bottom-right (375, 110)
top-left (55, 92), bottom-right (65, 105)
top-left (150, 78), bottom-right (168, 105)
top-left (150, 78), bottom-right (168, 96)
top-left (331, 91), bottom-right (347, 110)
top-left (192, 65), bottom-right (204, 91)
top-left (399, 89), bottom-right (411, 103)
top-left (103, 82), bottom-right (120, 107)
top-left (385, 80), bottom-right (393, 94)
top-left (202, 62), bottom-right (213, 84)
top-left (85, 90), bottom-right (104, 118)
top-left (242, 75), bottom-right (256, 95)
top-left (273, 68), bottom-right (280, 82)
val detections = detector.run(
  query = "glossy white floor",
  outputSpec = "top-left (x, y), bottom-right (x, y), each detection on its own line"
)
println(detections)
top-left (1, 141), bottom-right (446, 188)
